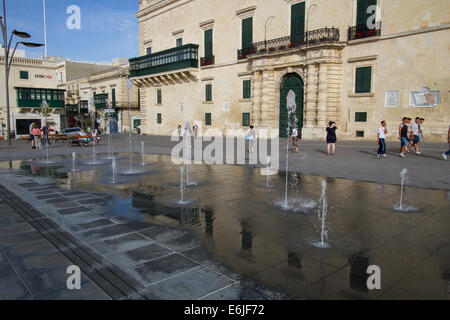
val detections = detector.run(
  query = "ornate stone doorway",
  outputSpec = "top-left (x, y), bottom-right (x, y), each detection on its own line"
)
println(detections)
top-left (279, 73), bottom-right (304, 138)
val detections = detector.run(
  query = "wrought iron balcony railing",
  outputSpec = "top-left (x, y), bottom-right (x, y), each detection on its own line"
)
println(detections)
top-left (237, 27), bottom-right (340, 60)
top-left (129, 44), bottom-right (199, 78)
top-left (200, 55), bottom-right (215, 66)
top-left (348, 22), bottom-right (381, 41)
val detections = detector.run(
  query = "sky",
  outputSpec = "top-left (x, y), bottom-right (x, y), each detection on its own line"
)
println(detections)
top-left (2, 0), bottom-right (139, 63)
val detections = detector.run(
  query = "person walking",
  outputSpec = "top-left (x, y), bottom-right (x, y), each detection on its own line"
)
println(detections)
top-left (42, 124), bottom-right (51, 146)
top-left (246, 125), bottom-right (256, 153)
top-left (32, 123), bottom-right (42, 150)
top-left (418, 118), bottom-right (425, 144)
top-left (377, 121), bottom-right (388, 157)
top-left (443, 125), bottom-right (450, 160)
top-left (193, 124), bottom-right (199, 138)
top-left (398, 117), bottom-right (410, 157)
top-left (326, 121), bottom-right (337, 156)
top-left (29, 122), bottom-right (36, 149)
top-left (410, 117), bottom-right (422, 154)
top-left (290, 125), bottom-right (300, 153)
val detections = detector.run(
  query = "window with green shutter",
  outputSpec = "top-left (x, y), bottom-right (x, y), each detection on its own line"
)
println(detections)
top-left (138, 89), bottom-right (141, 108)
top-left (291, 2), bottom-right (305, 43)
top-left (205, 84), bottom-right (212, 102)
top-left (111, 88), bottom-right (116, 107)
top-left (157, 89), bottom-right (162, 104)
top-left (204, 29), bottom-right (213, 58)
top-left (355, 66), bottom-right (372, 93)
top-left (355, 112), bottom-right (367, 122)
top-left (242, 113), bottom-right (250, 126)
top-left (356, 0), bottom-right (377, 28)
top-left (19, 71), bottom-right (29, 80)
top-left (242, 17), bottom-right (253, 50)
top-left (205, 113), bottom-right (211, 126)
top-left (243, 80), bottom-right (251, 99)
top-left (157, 113), bottom-right (162, 124)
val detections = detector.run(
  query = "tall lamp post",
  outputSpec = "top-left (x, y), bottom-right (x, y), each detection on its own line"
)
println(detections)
top-left (1, 0), bottom-right (43, 146)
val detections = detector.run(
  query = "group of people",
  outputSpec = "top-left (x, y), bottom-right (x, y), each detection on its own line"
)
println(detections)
top-left (284, 117), bottom-right (449, 160)
top-left (177, 123), bottom-right (199, 138)
top-left (396, 117), bottom-right (425, 157)
top-left (29, 122), bottom-right (53, 150)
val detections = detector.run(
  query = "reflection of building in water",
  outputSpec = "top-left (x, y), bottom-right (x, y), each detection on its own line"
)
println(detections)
top-left (203, 207), bottom-right (214, 236)
top-left (132, 190), bottom-right (201, 226)
top-left (287, 252), bottom-right (302, 269)
top-left (240, 220), bottom-right (253, 251)
top-left (20, 163), bottom-right (68, 179)
top-left (349, 256), bottom-right (370, 292)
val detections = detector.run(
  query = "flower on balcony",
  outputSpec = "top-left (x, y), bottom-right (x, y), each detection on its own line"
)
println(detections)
top-left (278, 45), bottom-right (286, 50)
top-left (288, 42), bottom-right (296, 48)
top-left (259, 48), bottom-right (266, 53)
top-left (239, 54), bottom-right (246, 59)
top-left (268, 47), bottom-right (276, 52)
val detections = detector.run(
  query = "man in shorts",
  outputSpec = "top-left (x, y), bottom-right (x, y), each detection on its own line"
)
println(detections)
top-left (398, 117), bottom-right (410, 157)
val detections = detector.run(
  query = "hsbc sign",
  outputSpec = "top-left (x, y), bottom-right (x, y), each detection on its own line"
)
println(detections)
top-left (35, 74), bottom-right (53, 79)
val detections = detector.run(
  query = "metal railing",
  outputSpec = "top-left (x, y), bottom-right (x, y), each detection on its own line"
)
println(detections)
top-left (348, 22), bottom-right (381, 41)
top-left (200, 55), bottom-right (215, 66)
top-left (237, 27), bottom-right (340, 60)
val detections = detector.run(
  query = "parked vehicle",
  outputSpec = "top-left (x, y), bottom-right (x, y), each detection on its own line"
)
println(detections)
top-left (61, 127), bottom-right (83, 137)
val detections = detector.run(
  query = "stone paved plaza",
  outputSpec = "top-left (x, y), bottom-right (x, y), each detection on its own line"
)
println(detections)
top-left (0, 135), bottom-right (449, 300)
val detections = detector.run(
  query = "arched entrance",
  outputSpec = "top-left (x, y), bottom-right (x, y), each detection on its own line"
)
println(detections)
top-left (279, 73), bottom-right (304, 138)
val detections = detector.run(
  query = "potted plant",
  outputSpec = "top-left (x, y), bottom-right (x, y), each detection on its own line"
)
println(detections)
top-left (279, 45), bottom-right (286, 50)
top-left (268, 47), bottom-right (275, 52)
top-left (288, 42), bottom-right (296, 48)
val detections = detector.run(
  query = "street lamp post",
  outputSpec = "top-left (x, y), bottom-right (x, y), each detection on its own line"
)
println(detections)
top-left (1, 0), bottom-right (44, 146)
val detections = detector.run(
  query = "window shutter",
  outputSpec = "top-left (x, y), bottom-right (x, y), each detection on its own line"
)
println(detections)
top-left (204, 29), bottom-right (213, 57)
top-left (205, 113), bottom-right (211, 125)
top-left (20, 71), bottom-right (29, 80)
top-left (242, 17), bottom-right (253, 49)
top-left (205, 84), bottom-right (212, 102)
top-left (157, 89), bottom-right (162, 104)
top-left (138, 89), bottom-right (141, 108)
top-left (111, 88), bottom-right (116, 107)
top-left (355, 66), bottom-right (371, 93)
top-left (242, 113), bottom-right (250, 126)
top-left (291, 2), bottom-right (305, 43)
top-left (243, 80), bottom-right (251, 99)
top-left (356, 0), bottom-right (377, 28)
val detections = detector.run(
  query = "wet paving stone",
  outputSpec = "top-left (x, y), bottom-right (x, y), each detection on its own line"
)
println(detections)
top-left (0, 275), bottom-right (32, 299)
top-left (78, 198), bottom-right (109, 205)
top-left (68, 218), bottom-right (118, 233)
top-left (80, 224), bottom-right (135, 242)
top-left (36, 194), bottom-right (62, 200)
top-left (106, 243), bottom-right (172, 269)
top-left (52, 201), bottom-right (79, 209)
top-left (131, 253), bottom-right (199, 286)
top-left (153, 266), bottom-right (236, 299)
top-left (46, 197), bottom-right (71, 204)
top-left (89, 233), bottom-right (152, 255)
top-left (57, 206), bottom-right (91, 215)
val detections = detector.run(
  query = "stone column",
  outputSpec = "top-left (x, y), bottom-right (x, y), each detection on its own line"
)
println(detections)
top-left (260, 69), bottom-right (276, 128)
top-left (317, 63), bottom-right (328, 127)
top-left (251, 71), bottom-right (262, 126)
top-left (305, 63), bottom-right (318, 127)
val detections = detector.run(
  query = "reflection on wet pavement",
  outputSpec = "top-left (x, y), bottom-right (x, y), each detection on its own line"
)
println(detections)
top-left (1, 153), bottom-right (449, 300)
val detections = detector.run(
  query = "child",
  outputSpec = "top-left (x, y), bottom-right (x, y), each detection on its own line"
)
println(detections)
top-left (326, 121), bottom-right (337, 156)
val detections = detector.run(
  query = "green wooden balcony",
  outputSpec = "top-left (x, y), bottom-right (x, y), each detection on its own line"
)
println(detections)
top-left (16, 87), bottom-right (65, 109)
top-left (129, 44), bottom-right (199, 78)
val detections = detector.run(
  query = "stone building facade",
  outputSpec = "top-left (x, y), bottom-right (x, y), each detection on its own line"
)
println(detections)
top-left (0, 52), bottom-right (64, 137)
top-left (130, 0), bottom-right (449, 141)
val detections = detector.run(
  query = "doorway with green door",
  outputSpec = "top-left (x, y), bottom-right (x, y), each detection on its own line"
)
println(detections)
top-left (279, 73), bottom-right (304, 138)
